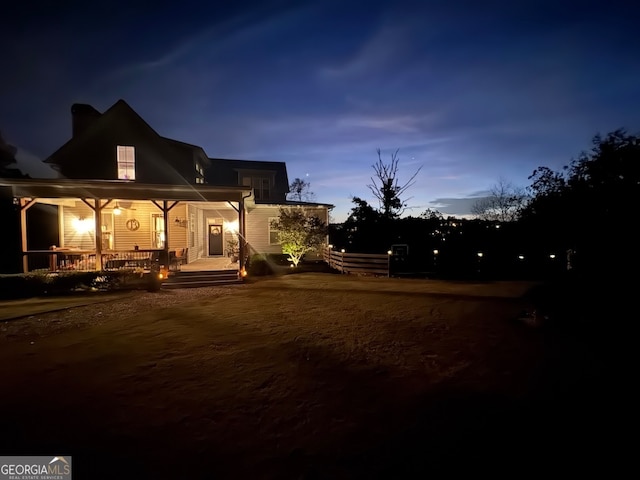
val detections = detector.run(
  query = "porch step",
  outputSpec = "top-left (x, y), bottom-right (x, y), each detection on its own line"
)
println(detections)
top-left (162, 270), bottom-right (242, 289)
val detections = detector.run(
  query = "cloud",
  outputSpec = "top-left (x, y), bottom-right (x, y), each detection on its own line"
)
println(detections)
top-left (14, 148), bottom-right (59, 179)
top-left (428, 193), bottom-right (492, 216)
top-left (318, 23), bottom-right (408, 79)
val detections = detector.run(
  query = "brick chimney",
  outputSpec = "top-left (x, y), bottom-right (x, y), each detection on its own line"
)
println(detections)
top-left (71, 103), bottom-right (101, 138)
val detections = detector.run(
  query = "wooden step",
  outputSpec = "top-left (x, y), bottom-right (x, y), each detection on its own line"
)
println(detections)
top-left (162, 270), bottom-right (242, 289)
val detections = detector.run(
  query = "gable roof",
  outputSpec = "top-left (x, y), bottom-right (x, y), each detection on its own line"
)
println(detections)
top-left (45, 100), bottom-right (146, 164)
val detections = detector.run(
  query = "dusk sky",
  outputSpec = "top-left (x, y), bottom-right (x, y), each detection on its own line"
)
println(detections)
top-left (2, 0), bottom-right (639, 222)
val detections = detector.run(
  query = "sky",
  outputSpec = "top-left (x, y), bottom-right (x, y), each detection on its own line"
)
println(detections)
top-left (2, 0), bottom-right (639, 222)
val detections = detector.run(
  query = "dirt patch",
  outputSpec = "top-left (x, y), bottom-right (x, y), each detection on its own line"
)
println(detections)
top-left (0, 273), bottom-right (608, 478)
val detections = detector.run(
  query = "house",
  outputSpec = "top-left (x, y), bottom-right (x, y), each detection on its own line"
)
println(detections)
top-left (0, 99), bottom-right (332, 278)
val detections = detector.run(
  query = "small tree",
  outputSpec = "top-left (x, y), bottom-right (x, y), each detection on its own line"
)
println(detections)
top-left (271, 207), bottom-right (327, 267)
top-left (288, 177), bottom-right (315, 202)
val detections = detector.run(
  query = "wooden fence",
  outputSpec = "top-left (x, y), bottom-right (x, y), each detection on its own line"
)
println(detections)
top-left (323, 247), bottom-right (389, 276)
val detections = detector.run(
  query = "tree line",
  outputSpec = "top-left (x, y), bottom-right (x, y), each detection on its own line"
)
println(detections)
top-left (330, 129), bottom-right (640, 279)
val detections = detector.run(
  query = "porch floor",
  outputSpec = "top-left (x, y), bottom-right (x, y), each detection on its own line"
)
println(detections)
top-left (179, 256), bottom-right (239, 272)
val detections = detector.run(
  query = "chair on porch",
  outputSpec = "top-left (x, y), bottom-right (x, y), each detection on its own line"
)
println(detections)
top-left (170, 247), bottom-right (188, 270)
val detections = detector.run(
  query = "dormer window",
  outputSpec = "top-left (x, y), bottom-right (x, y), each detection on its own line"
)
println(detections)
top-left (195, 162), bottom-right (204, 184)
top-left (117, 145), bottom-right (135, 180)
top-left (242, 176), bottom-right (271, 200)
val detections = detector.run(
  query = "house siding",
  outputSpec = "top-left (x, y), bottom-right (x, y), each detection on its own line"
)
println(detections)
top-left (60, 200), bottom-right (188, 251)
top-left (244, 205), bottom-right (329, 259)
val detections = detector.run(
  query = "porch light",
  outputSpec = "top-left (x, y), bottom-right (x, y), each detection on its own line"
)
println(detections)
top-left (518, 255), bottom-right (525, 260)
top-left (72, 216), bottom-right (93, 234)
top-left (477, 252), bottom-right (483, 257)
top-left (387, 250), bottom-right (393, 255)
top-left (113, 202), bottom-right (122, 215)
top-left (549, 254), bottom-right (556, 259)
top-left (341, 249), bottom-right (345, 253)
top-left (225, 220), bottom-right (239, 233)
top-left (433, 249), bottom-right (439, 255)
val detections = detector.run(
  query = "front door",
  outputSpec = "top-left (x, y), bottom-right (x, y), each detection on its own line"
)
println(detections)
top-left (208, 224), bottom-right (223, 255)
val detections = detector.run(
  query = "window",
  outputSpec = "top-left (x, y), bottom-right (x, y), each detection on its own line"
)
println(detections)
top-left (101, 212), bottom-right (114, 250)
top-left (117, 146), bottom-right (135, 180)
top-left (151, 214), bottom-right (165, 248)
top-left (189, 212), bottom-right (195, 247)
top-left (243, 176), bottom-right (271, 200)
top-left (268, 217), bottom-right (279, 245)
top-left (195, 162), bottom-right (205, 184)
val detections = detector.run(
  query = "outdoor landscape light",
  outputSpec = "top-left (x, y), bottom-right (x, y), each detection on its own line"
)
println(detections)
top-left (549, 254), bottom-right (556, 259)
top-left (477, 252), bottom-right (483, 257)
top-left (433, 249), bottom-right (439, 255)
top-left (518, 255), bottom-right (525, 260)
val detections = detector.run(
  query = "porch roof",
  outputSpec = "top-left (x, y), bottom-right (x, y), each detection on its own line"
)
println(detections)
top-left (0, 178), bottom-right (253, 203)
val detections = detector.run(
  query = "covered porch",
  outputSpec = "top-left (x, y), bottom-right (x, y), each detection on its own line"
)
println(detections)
top-left (0, 178), bottom-right (253, 275)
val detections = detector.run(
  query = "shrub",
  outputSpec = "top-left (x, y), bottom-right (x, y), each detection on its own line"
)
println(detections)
top-left (247, 254), bottom-right (274, 276)
top-left (0, 270), bottom-right (159, 300)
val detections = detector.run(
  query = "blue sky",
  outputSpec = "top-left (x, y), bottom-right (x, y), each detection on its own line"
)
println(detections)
top-left (2, 0), bottom-right (639, 222)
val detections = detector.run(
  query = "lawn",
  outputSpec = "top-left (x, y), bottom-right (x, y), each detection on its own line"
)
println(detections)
top-left (0, 273), bottom-right (609, 478)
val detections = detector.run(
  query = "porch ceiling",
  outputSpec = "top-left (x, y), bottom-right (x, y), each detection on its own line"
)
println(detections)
top-left (0, 178), bottom-right (252, 202)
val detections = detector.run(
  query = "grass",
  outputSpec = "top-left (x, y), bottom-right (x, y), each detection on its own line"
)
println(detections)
top-left (0, 291), bottom-right (135, 321)
top-left (0, 273), bottom-right (613, 478)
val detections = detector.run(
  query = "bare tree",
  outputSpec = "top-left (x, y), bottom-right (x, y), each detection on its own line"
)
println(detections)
top-left (471, 177), bottom-right (529, 222)
top-left (287, 177), bottom-right (315, 202)
top-left (368, 148), bottom-right (422, 218)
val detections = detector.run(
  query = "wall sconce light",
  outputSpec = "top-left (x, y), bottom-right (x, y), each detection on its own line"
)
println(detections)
top-left (174, 217), bottom-right (188, 228)
top-left (72, 216), bottom-right (94, 234)
top-left (224, 220), bottom-right (239, 233)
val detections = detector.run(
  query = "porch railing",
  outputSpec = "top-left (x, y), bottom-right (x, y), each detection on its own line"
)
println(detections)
top-left (22, 249), bottom-right (166, 273)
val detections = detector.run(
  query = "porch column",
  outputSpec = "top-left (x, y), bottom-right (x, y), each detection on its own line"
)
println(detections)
top-left (94, 199), bottom-right (103, 270)
top-left (151, 200), bottom-right (179, 267)
top-left (80, 198), bottom-right (113, 271)
top-left (163, 200), bottom-right (170, 258)
top-left (239, 198), bottom-right (246, 271)
top-left (19, 198), bottom-right (37, 273)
